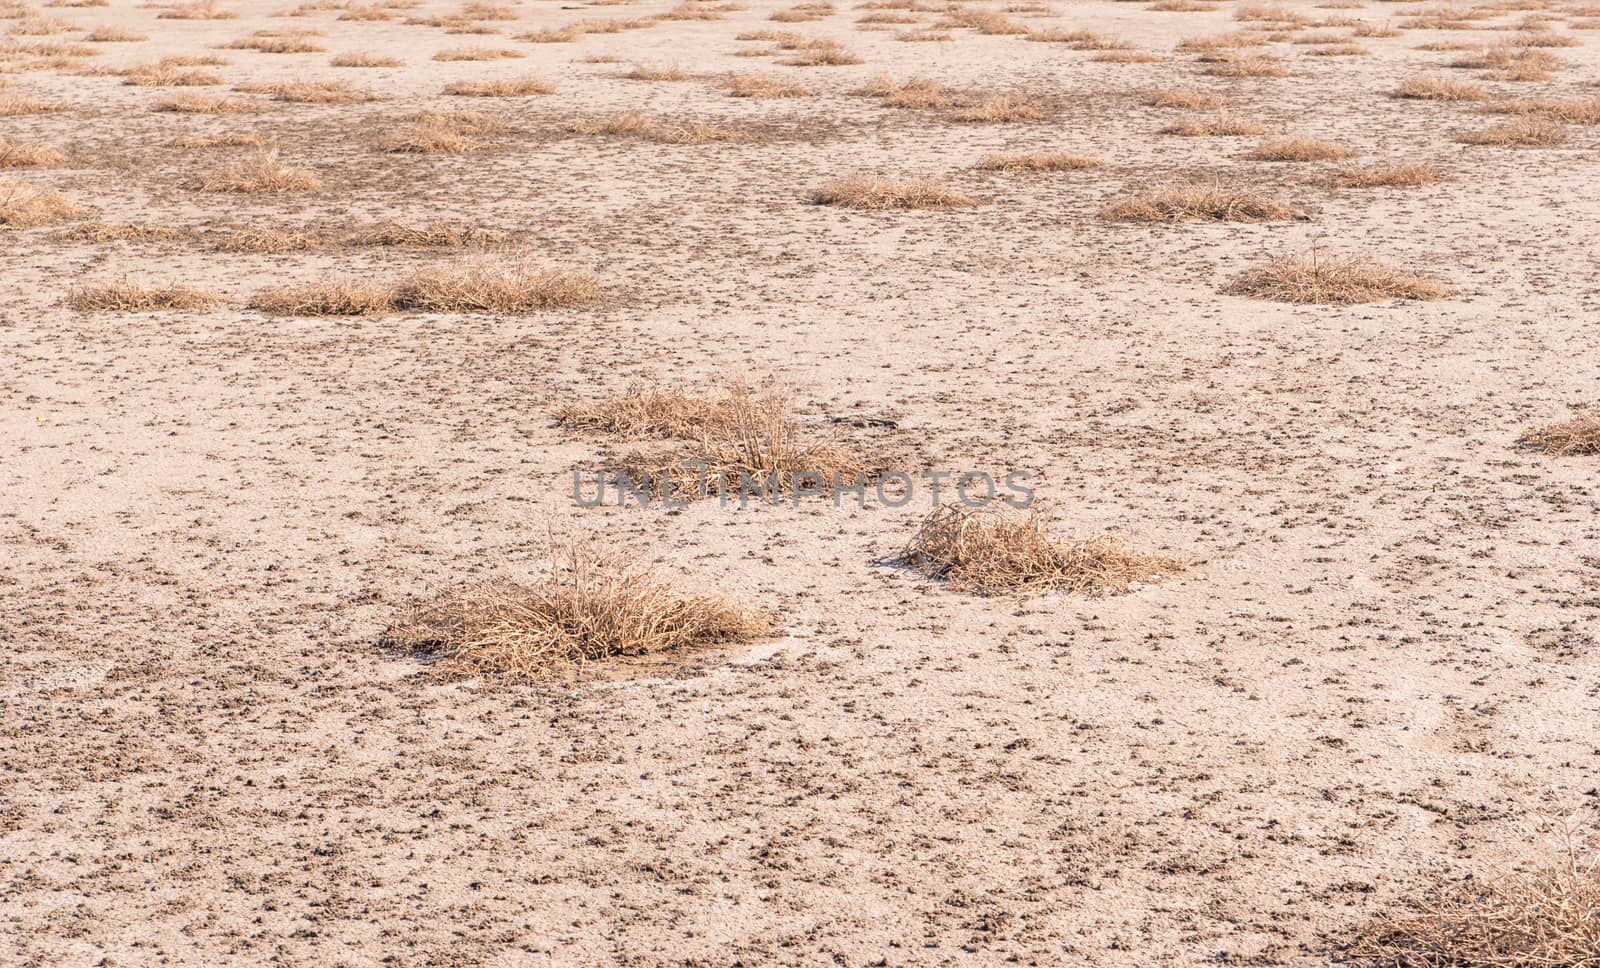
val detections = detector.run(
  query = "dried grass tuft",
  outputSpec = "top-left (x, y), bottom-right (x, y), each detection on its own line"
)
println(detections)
top-left (173, 131), bottom-right (265, 148)
top-left (1518, 411), bottom-right (1600, 456)
top-left (331, 52), bottom-right (403, 66)
top-left (249, 276), bottom-right (393, 314)
top-left (1328, 160), bottom-right (1441, 187)
top-left (432, 44), bottom-right (523, 60)
top-left (214, 227), bottom-right (320, 252)
top-left (723, 74), bottom-right (810, 97)
top-left (1345, 813), bottom-right (1600, 965)
top-left (0, 93), bottom-right (68, 116)
top-left (237, 80), bottom-right (381, 102)
top-left (1145, 86), bottom-right (1228, 109)
top-left (1099, 181), bottom-right (1304, 222)
top-left (442, 77), bottom-right (554, 96)
top-left (975, 150), bottom-right (1102, 171)
top-left (1160, 113), bottom-right (1267, 136)
top-left (809, 175), bottom-right (977, 209)
top-left (375, 115), bottom-right (490, 153)
top-left (193, 152), bottom-right (322, 192)
top-left (949, 93), bottom-right (1046, 122)
top-left (557, 379), bottom-right (750, 440)
top-left (345, 219), bottom-right (502, 247)
top-left (1242, 136), bottom-right (1355, 161)
top-left (622, 63), bottom-right (688, 80)
top-left (154, 91), bottom-right (252, 112)
top-left (1480, 95), bottom-right (1600, 124)
top-left (1456, 116), bottom-right (1568, 145)
top-left (391, 259), bottom-right (603, 312)
top-left (1224, 250), bottom-right (1446, 303)
top-left (567, 112), bottom-right (741, 144)
top-left (0, 140), bottom-right (65, 167)
top-left (382, 537), bottom-right (772, 680)
top-left (60, 221), bottom-right (179, 241)
top-left (85, 24), bottom-right (146, 41)
top-left (67, 277), bottom-right (226, 311)
top-left (0, 178), bottom-right (79, 227)
top-left (1394, 74), bottom-right (1488, 101)
top-left (606, 379), bottom-right (873, 500)
top-left (1202, 52), bottom-right (1289, 76)
top-left (861, 74), bottom-right (956, 108)
top-left (899, 505), bottom-right (1183, 597)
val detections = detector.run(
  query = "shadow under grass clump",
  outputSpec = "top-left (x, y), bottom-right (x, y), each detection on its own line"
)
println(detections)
top-left (383, 537), bottom-right (773, 680)
top-left (898, 505), bottom-right (1183, 597)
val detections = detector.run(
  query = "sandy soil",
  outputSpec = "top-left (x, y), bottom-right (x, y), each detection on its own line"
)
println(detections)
top-left (3, 0), bottom-right (1599, 963)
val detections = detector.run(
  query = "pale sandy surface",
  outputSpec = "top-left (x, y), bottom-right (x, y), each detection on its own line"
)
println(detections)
top-left (2, 0), bottom-right (1599, 964)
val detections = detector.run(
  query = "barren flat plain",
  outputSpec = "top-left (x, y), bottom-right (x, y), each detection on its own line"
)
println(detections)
top-left (2, 0), bottom-right (1598, 963)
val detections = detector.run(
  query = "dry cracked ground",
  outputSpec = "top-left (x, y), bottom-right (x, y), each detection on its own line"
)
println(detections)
top-left (2, 0), bottom-right (1598, 964)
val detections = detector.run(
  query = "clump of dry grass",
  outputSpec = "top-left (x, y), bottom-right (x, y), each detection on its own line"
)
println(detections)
top-left (0, 140), bottom-right (65, 167)
top-left (442, 77), bottom-right (554, 96)
top-left (59, 221), bottom-right (179, 241)
top-left (85, 24), bottom-right (146, 41)
top-left (375, 114), bottom-right (491, 153)
top-left (192, 152), bottom-right (321, 192)
top-left (1328, 160), bottom-right (1441, 187)
top-left (331, 52), bottom-right (403, 66)
top-left (567, 112), bottom-right (741, 144)
top-left (1480, 95), bottom-right (1600, 124)
top-left (154, 91), bottom-right (252, 112)
top-left (1224, 250), bottom-right (1446, 303)
top-left (1025, 28), bottom-right (1128, 48)
top-left (975, 150), bottom-right (1102, 171)
top-left (214, 226), bottom-right (320, 252)
top-left (622, 62), bottom-right (688, 80)
top-left (606, 379), bottom-right (873, 501)
top-left (382, 537), bottom-right (772, 680)
top-left (123, 61), bottom-right (224, 86)
top-left (156, 0), bottom-right (237, 19)
top-left (1099, 181), bottom-right (1304, 222)
top-left (1518, 411), bottom-right (1600, 456)
top-left (1202, 52), bottom-right (1289, 76)
top-left (860, 74), bottom-right (956, 108)
top-left (810, 175), bottom-right (977, 209)
top-left (777, 39), bottom-right (860, 64)
top-left (173, 131), bottom-right (265, 148)
top-left (223, 29), bottom-right (325, 52)
top-left (949, 93), bottom-right (1046, 122)
top-left (1453, 45), bottom-right (1563, 81)
top-left (391, 259), bottom-right (603, 312)
top-left (67, 276), bottom-right (226, 312)
top-left (432, 44), bottom-right (522, 60)
top-left (345, 219), bottom-right (502, 247)
top-left (0, 178), bottom-right (79, 227)
top-left (770, 1), bottom-right (833, 21)
top-left (1394, 74), bottom-right (1489, 101)
top-left (899, 505), bottom-right (1183, 597)
top-left (1160, 113), bottom-right (1267, 136)
top-left (0, 93), bottom-right (68, 116)
top-left (557, 379), bottom-right (749, 440)
top-left (237, 80), bottom-right (381, 102)
top-left (936, 6), bottom-right (1026, 33)
top-left (250, 276), bottom-right (393, 314)
top-left (1456, 116), bottom-right (1568, 145)
top-left (723, 74), bottom-right (810, 97)
top-left (1345, 813), bottom-right (1600, 965)
top-left (1242, 136), bottom-right (1355, 161)
top-left (1145, 86), bottom-right (1227, 109)
top-left (1093, 50), bottom-right (1164, 62)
